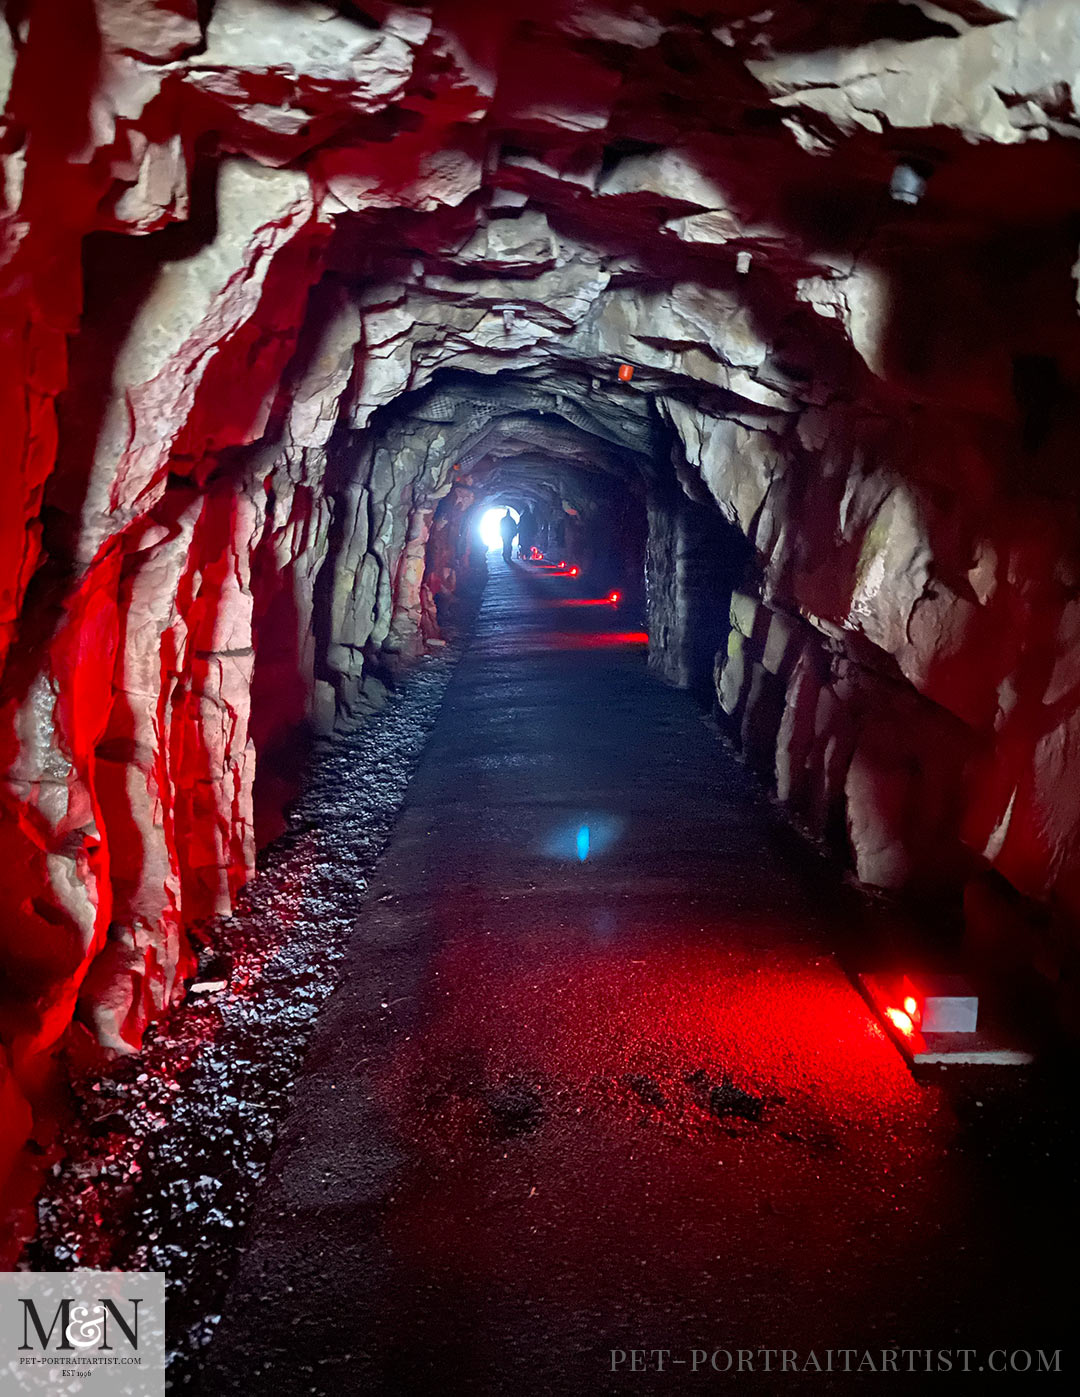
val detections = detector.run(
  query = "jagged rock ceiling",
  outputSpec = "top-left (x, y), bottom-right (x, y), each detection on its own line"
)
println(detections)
top-left (5, 0), bottom-right (1080, 1254)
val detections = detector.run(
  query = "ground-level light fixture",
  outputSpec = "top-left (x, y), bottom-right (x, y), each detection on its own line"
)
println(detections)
top-left (608, 590), bottom-right (621, 605)
top-left (618, 364), bottom-right (634, 382)
top-left (859, 971), bottom-right (1032, 1067)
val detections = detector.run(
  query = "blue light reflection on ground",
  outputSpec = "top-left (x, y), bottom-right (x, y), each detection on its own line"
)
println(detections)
top-left (536, 814), bottom-right (625, 862)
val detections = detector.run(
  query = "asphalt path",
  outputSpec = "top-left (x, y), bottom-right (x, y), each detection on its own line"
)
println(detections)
top-left (202, 556), bottom-right (1074, 1395)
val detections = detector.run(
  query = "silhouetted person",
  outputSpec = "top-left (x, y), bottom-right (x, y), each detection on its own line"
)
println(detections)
top-left (498, 508), bottom-right (517, 562)
top-left (516, 503), bottom-right (538, 559)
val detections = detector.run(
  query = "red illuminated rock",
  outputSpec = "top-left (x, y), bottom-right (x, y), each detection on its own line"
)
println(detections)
top-left (6, 0), bottom-right (1080, 1256)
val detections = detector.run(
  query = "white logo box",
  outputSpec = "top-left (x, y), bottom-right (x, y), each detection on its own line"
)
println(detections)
top-left (0, 1272), bottom-right (165, 1396)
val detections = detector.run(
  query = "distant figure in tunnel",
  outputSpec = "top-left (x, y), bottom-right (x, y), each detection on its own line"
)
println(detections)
top-left (516, 503), bottom-right (538, 560)
top-left (498, 507), bottom-right (517, 562)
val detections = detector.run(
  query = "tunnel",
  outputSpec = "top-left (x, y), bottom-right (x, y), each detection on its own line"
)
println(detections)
top-left (1, 1), bottom-right (1079, 1392)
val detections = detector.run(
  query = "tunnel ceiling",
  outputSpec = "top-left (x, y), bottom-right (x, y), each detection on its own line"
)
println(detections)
top-left (8, 0), bottom-right (1080, 1249)
top-left (374, 375), bottom-right (659, 512)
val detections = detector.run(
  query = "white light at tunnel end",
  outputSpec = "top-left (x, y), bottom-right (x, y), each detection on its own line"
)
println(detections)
top-left (479, 506), bottom-right (518, 552)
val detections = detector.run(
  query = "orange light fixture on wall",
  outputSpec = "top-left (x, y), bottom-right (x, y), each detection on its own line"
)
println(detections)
top-left (618, 364), bottom-right (634, 382)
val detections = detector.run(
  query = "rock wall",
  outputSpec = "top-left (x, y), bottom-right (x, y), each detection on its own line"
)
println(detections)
top-left (717, 588), bottom-right (978, 890)
top-left (6, 0), bottom-right (1080, 1246)
top-left (646, 478), bottom-right (749, 694)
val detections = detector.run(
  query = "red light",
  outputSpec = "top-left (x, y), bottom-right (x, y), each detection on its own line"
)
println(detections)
top-left (608, 591), bottom-right (620, 605)
top-left (559, 561), bottom-right (565, 568)
top-left (903, 995), bottom-right (918, 1019)
top-left (884, 1006), bottom-right (914, 1037)
top-left (569, 567), bottom-right (579, 577)
top-left (618, 363), bottom-right (634, 381)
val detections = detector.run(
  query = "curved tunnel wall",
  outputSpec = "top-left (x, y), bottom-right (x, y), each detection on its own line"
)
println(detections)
top-left (5, 0), bottom-right (1080, 1242)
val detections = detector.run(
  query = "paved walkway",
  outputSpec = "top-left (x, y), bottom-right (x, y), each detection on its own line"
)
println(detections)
top-left (203, 558), bottom-right (1071, 1395)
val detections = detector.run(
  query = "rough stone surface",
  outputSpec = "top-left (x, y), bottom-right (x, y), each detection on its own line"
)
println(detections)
top-left (5, 0), bottom-right (1080, 1262)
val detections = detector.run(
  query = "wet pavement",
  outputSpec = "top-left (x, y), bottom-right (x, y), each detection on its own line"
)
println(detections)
top-left (201, 558), bottom-right (1075, 1396)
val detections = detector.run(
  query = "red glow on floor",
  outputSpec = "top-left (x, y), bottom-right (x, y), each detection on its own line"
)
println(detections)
top-left (884, 1006), bottom-right (915, 1036)
top-left (562, 631), bottom-right (647, 648)
top-left (376, 930), bottom-right (934, 1327)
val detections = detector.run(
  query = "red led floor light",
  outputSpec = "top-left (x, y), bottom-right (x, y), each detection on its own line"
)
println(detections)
top-left (859, 972), bottom-right (1032, 1066)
